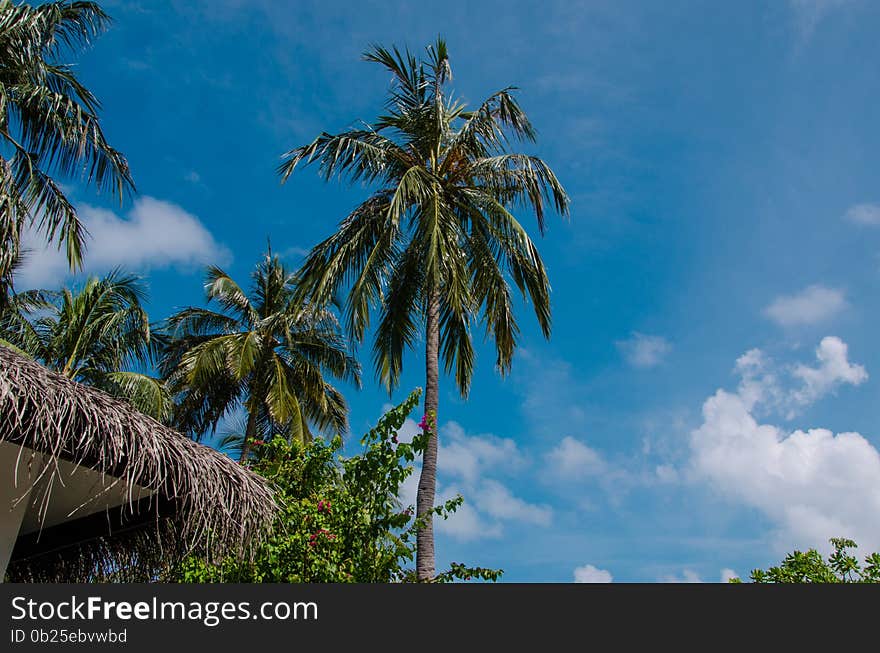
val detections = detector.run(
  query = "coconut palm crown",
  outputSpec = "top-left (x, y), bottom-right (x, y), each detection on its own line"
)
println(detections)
top-left (0, 269), bottom-right (168, 420)
top-left (279, 38), bottom-right (569, 580)
top-left (160, 251), bottom-right (361, 462)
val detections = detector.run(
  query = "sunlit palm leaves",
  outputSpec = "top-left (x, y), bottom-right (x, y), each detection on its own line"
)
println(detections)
top-left (0, 1), bottom-right (134, 297)
top-left (0, 269), bottom-right (170, 419)
top-left (280, 38), bottom-right (568, 396)
top-left (160, 252), bottom-right (361, 462)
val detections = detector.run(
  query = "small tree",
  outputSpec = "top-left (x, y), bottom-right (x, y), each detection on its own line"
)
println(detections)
top-left (730, 538), bottom-right (880, 583)
top-left (171, 389), bottom-right (501, 583)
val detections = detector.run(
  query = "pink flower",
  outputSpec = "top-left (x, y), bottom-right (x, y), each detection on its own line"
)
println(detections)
top-left (418, 414), bottom-right (429, 430)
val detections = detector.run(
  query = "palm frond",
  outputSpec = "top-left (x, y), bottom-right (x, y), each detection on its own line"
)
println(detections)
top-left (204, 266), bottom-right (257, 325)
top-left (103, 370), bottom-right (173, 422)
top-left (0, 1), bottom-right (133, 288)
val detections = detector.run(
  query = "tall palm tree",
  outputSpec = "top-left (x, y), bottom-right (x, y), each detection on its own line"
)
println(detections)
top-left (0, 0), bottom-right (134, 300)
top-left (0, 269), bottom-right (170, 419)
top-left (160, 251), bottom-right (361, 463)
top-left (279, 39), bottom-right (569, 580)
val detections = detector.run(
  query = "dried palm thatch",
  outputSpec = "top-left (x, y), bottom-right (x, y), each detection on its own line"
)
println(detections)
top-left (0, 345), bottom-right (277, 581)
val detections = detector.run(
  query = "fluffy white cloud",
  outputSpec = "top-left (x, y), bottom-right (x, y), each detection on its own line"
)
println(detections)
top-left (732, 338), bottom-right (866, 419)
top-left (844, 203), bottom-right (880, 225)
top-left (720, 568), bottom-right (738, 583)
top-left (661, 570), bottom-right (703, 583)
top-left (435, 485), bottom-right (504, 542)
top-left (616, 332), bottom-right (672, 368)
top-left (735, 348), bottom-right (785, 410)
top-left (477, 480), bottom-right (552, 526)
top-left (433, 479), bottom-right (551, 541)
top-left (397, 420), bottom-right (548, 542)
top-left (439, 422), bottom-right (527, 484)
top-left (544, 436), bottom-right (606, 480)
top-left (690, 337), bottom-right (880, 553)
top-left (573, 564), bottom-right (613, 583)
top-left (763, 285), bottom-right (847, 327)
top-left (790, 336), bottom-right (868, 407)
top-left (17, 196), bottom-right (230, 289)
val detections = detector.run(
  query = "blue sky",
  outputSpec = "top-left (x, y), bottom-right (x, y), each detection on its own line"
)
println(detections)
top-left (19, 0), bottom-right (880, 582)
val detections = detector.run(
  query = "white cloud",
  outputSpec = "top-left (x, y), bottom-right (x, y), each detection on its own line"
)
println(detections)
top-left (439, 422), bottom-right (527, 485)
top-left (477, 480), bottom-right (552, 526)
top-left (690, 337), bottom-right (880, 553)
top-left (616, 332), bottom-right (672, 368)
top-left (573, 564), bottom-right (613, 583)
top-left (844, 203), bottom-right (880, 226)
top-left (734, 338), bottom-right (867, 419)
top-left (790, 336), bottom-right (868, 408)
top-left (544, 436), bottom-right (606, 480)
top-left (17, 196), bottom-right (230, 289)
top-left (184, 171), bottom-right (201, 183)
top-left (661, 569), bottom-right (703, 583)
top-left (435, 485), bottom-right (504, 542)
top-left (763, 285), bottom-right (847, 327)
top-left (720, 568), bottom-right (739, 583)
top-left (398, 420), bottom-right (548, 542)
top-left (735, 348), bottom-right (786, 411)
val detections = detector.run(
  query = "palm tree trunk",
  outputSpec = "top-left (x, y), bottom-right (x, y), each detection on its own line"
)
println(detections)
top-left (239, 404), bottom-right (259, 464)
top-left (416, 288), bottom-right (440, 581)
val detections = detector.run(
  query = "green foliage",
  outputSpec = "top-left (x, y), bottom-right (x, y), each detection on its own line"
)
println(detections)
top-left (732, 538), bottom-right (880, 583)
top-left (0, 269), bottom-right (169, 419)
top-left (159, 251), bottom-right (361, 460)
top-left (171, 389), bottom-right (502, 583)
top-left (0, 0), bottom-right (134, 297)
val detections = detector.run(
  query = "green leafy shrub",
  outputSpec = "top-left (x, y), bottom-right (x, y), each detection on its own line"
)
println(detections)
top-left (172, 389), bottom-right (501, 583)
top-left (730, 538), bottom-right (880, 583)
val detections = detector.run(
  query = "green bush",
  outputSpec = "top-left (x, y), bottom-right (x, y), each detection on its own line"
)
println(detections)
top-left (172, 389), bottom-right (501, 583)
top-left (731, 538), bottom-right (880, 583)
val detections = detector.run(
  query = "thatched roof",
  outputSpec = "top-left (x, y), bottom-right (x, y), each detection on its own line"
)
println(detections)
top-left (0, 345), bottom-right (276, 579)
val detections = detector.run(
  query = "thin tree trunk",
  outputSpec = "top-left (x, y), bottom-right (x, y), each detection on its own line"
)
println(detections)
top-left (239, 403), bottom-right (259, 463)
top-left (416, 288), bottom-right (440, 581)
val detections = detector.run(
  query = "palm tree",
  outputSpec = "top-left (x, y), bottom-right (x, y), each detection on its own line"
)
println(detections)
top-left (160, 251), bottom-right (361, 463)
top-left (0, 269), bottom-right (170, 419)
top-left (0, 0), bottom-right (134, 300)
top-left (278, 39), bottom-right (569, 580)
